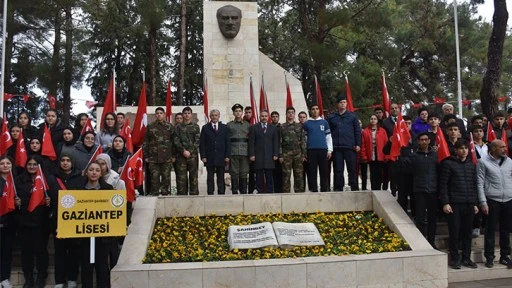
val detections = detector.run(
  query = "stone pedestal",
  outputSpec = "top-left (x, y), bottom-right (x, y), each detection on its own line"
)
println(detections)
top-left (203, 1), bottom-right (307, 120)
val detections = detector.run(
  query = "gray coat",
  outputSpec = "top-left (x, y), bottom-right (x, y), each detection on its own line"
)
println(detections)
top-left (248, 123), bottom-right (279, 169)
top-left (477, 154), bottom-right (512, 204)
top-left (72, 143), bottom-right (100, 172)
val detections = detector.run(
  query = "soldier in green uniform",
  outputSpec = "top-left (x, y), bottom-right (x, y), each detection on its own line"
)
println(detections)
top-left (227, 104), bottom-right (250, 194)
top-left (174, 106), bottom-right (201, 195)
top-left (279, 107), bottom-right (306, 193)
top-left (142, 107), bottom-right (175, 195)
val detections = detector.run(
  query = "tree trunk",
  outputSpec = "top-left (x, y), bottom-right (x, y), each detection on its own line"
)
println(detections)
top-left (62, 5), bottom-right (73, 124)
top-left (50, 9), bottom-right (62, 102)
top-left (148, 24), bottom-right (157, 106)
top-left (480, 0), bottom-right (508, 118)
top-left (177, 0), bottom-right (187, 106)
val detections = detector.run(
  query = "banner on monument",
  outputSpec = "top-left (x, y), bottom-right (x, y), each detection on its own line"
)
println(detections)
top-left (57, 190), bottom-right (127, 238)
top-left (227, 222), bottom-right (325, 250)
top-left (228, 222), bottom-right (278, 250)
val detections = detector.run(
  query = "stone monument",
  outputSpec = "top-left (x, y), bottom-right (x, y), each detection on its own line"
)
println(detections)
top-left (203, 1), bottom-right (307, 120)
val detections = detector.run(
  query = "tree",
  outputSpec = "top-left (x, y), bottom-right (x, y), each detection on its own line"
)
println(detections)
top-left (479, 0), bottom-right (509, 117)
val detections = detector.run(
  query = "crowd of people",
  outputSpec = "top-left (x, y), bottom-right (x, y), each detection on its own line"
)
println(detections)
top-left (1, 95), bottom-right (512, 288)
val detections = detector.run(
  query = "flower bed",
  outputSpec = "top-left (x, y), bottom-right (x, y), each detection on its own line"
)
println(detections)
top-left (144, 211), bottom-right (410, 263)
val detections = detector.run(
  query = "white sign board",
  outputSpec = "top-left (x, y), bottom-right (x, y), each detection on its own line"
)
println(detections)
top-left (272, 222), bottom-right (325, 247)
top-left (228, 222), bottom-right (278, 250)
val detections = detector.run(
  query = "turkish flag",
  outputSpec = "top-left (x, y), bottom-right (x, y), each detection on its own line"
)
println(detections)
top-left (381, 72), bottom-right (391, 118)
top-left (314, 75), bottom-right (324, 118)
top-left (100, 77), bottom-right (115, 129)
top-left (434, 97), bottom-right (446, 104)
top-left (85, 100), bottom-right (98, 109)
top-left (0, 116), bottom-right (13, 155)
top-left (23, 95), bottom-right (30, 103)
top-left (436, 128), bottom-right (450, 163)
top-left (166, 80), bottom-right (173, 122)
top-left (486, 122), bottom-right (496, 143)
top-left (41, 125), bottom-right (57, 160)
top-left (130, 148), bottom-right (144, 187)
top-left (469, 132), bottom-right (478, 165)
top-left (259, 75), bottom-right (270, 113)
top-left (285, 75), bottom-right (293, 109)
top-left (80, 118), bottom-right (94, 137)
top-left (345, 76), bottom-right (355, 112)
top-left (502, 128), bottom-right (509, 156)
top-left (249, 77), bottom-right (259, 125)
top-left (90, 146), bottom-right (103, 164)
top-left (15, 130), bottom-right (28, 168)
top-left (0, 170), bottom-right (16, 216)
top-left (120, 157), bottom-right (136, 202)
top-left (389, 114), bottom-right (411, 160)
top-left (120, 118), bottom-right (133, 153)
top-left (48, 94), bottom-right (57, 109)
top-left (27, 165), bottom-right (48, 212)
top-left (132, 81), bottom-right (147, 147)
top-left (203, 77), bottom-right (209, 123)
top-left (3, 93), bottom-right (14, 101)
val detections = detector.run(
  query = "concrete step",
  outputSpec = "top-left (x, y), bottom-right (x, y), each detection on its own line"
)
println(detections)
top-left (448, 261), bottom-right (512, 283)
top-left (435, 234), bottom-right (486, 250)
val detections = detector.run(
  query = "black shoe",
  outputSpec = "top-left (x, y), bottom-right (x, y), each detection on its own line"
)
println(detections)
top-left (485, 257), bottom-right (494, 268)
top-left (462, 259), bottom-right (477, 269)
top-left (499, 256), bottom-right (512, 268)
top-left (449, 260), bottom-right (461, 269)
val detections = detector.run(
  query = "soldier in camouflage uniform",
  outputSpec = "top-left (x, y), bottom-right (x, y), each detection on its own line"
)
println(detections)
top-left (279, 107), bottom-right (306, 193)
top-left (142, 107), bottom-right (175, 195)
top-left (174, 106), bottom-right (201, 195)
top-left (227, 104), bottom-right (250, 194)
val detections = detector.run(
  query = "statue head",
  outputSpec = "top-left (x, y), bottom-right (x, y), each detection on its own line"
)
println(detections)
top-left (216, 5), bottom-right (242, 39)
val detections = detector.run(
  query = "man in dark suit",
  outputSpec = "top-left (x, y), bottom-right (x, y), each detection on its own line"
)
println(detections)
top-left (200, 109), bottom-right (231, 195)
top-left (249, 110), bottom-right (279, 193)
top-left (381, 103), bottom-right (400, 195)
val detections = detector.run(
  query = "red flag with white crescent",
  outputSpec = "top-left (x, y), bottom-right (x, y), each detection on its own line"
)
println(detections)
top-left (259, 75), bottom-right (269, 113)
top-left (120, 157), bottom-right (136, 202)
top-left (48, 95), bottom-right (56, 110)
top-left (0, 116), bottom-right (13, 155)
top-left (132, 81), bottom-right (148, 147)
top-left (486, 122), bottom-right (496, 143)
top-left (80, 118), bottom-right (94, 137)
top-left (41, 125), bottom-right (57, 160)
top-left (345, 75), bottom-right (355, 112)
top-left (100, 76), bottom-right (115, 129)
top-left (27, 165), bottom-right (48, 212)
top-left (0, 170), bottom-right (16, 216)
top-left (436, 128), bottom-right (450, 163)
top-left (120, 118), bottom-right (133, 153)
top-left (15, 130), bottom-right (28, 168)
top-left (130, 149), bottom-right (144, 187)
top-left (469, 132), bottom-right (478, 165)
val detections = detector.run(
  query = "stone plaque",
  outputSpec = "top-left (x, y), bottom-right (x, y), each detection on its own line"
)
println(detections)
top-left (228, 222), bottom-right (278, 250)
top-left (272, 222), bottom-right (325, 247)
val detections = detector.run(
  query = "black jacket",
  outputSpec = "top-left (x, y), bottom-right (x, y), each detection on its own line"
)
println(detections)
top-left (15, 172), bottom-right (50, 228)
top-left (199, 122), bottom-right (231, 167)
top-left (47, 169), bottom-right (83, 231)
top-left (400, 148), bottom-right (438, 194)
top-left (107, 148), bottom-right (131, 174)
top-left (248, 123), bottom-right (279, 169)
top-left (439, 156), bottom-right (478, 205)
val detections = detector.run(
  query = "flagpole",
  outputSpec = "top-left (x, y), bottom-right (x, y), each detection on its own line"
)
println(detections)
top-left (454, 0), bottom-right (463, 118)
top-left (112, 68), bottom-right (116, 113)
top-left (0, 0), bottom-right (8, 116)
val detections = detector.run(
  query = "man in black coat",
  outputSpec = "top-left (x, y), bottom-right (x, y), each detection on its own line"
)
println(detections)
top-left (249, 110), bottom-right (279, 193)
top-left (200, 109), bottom-right (231, 195)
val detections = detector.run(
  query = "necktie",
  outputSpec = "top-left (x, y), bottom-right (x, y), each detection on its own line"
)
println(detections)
top-left (393, 117), bottom-right (397, 123)
top-left (213, 124), bottom-right (217, 132)
top-left (263, 124), bottom-right (267, 133)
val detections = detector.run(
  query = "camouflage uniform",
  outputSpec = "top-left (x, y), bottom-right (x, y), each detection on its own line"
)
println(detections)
top-left (227, 119), bottom-right (250, 194)
top-left (142, 120), bottom-right (175, 195)
top-left (174, 121), bottom-right (200, 195)
top-left (280, 121), bottom-right (306, 192)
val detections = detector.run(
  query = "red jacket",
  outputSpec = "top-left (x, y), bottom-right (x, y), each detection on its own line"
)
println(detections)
top-left (360, 126), bottom-right (388, 162)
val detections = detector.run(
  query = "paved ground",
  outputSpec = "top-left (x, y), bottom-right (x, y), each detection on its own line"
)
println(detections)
top-left (449, 278), bottom-right (512, 288)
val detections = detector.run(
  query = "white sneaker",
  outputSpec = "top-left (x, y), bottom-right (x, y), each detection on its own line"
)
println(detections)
top-left (1, 279), bottom-right (12, 288)
top-left (54, 284), bottom-right (64, 288)
top-left (67, 280), bottom-right (78, 288)
top-left (472, 228), bottom-right (480, 238)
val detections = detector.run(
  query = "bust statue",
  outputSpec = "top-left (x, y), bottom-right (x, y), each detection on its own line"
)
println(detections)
top-left (216, 5), bottom-right (242, 39)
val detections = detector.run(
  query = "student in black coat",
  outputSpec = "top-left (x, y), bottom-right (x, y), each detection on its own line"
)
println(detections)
top-left (47, 153), bottom-right (83, 288)
top-left (17, 111), bottom-right (37, 142)
top-left (67, 162), bottom-right (114, 288)
top-left (0, 156), bottom-right (17, 288)
top-left (248, 110), bottom-right (279, 193)
top-left (200, 109), bottom-right (231, 195)
top-left (107, 135), bottom-right (131, 174)
top-left (15, 155), bottom-right (51, 288)
top-left (37, 109), bottom-right (65, 151)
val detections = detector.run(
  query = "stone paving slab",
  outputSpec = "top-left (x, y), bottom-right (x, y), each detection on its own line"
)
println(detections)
top-left (449, 278), bottom-right (512, 288)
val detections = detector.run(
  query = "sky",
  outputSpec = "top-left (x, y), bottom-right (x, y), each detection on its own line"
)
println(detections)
top-left (70, 0), bottom-right (510, 115)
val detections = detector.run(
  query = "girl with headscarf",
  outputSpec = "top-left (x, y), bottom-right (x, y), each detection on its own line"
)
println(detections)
top-left (107, 135), bottom-right (131, 174)
top-left (71, 131), bottom-right (100, 173)
top-left (0, 156), bottom-right (17, 288)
